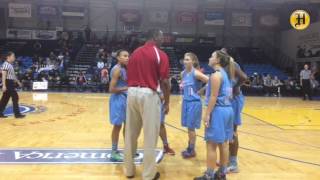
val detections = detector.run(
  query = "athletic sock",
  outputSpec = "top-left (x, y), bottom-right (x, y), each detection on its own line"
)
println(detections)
top-left (219, 166), bottom-right (227, 174)
top-left (230, 156), bottom-right (238, 165)
top-left (206, 167), bottom-right (215, 177)
top-left (112, 143), bottom-right (118, 152)
top-left (162, 137), bottom-right (168, 146)
top-left (188, 143), bottom-right (195, 151)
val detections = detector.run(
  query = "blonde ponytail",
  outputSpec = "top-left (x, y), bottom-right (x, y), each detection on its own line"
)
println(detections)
top-left (227, 57), bottom-right (235, 81)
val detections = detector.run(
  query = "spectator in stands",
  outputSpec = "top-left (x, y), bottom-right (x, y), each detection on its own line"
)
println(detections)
top-left (76, 72), bottom-right (87, 92)
top-left (101, 53), bottom-right (108, 63)
top-left (97, 58), bottom-right (104, 70)
top-left (272, 76), bottom-right (282, 97)
top-left (65, 52), bottom-right (70, 65)
top-left (312, 67), bottom-right (320, 93)
top-left (33, 54), bottom-right (40, 64)
top-left (59, 58), bottom-right (65, 73)
top-left (60, 73), bottom-right (70, 86)
top-left (85, 26), bottom-right (91, 41)
top-left (96, 48), bottom-right (104, 59)
top-left (100, 66), bottom-right (109, 92)
top-left (106, 53), bottom-right (112, 68)
top-left (21, 70), bottom-right (33, 91)
top-left (263, 74), bottom-right (273, 96)
top-left (251, 73), bottom-right (263, 88)
top-left (49, 52), bottom-right (56, 61)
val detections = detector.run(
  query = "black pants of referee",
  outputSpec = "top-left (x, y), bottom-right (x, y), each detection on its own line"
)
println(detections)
top-left (0, 80), bottom-right (21, 116)
top-left (302, 79), bottom-right (312, 100)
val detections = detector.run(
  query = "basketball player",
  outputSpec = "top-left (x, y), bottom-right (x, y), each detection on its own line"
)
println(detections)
top-left (181, 52), bottom-right (208, 158)
top-left (221, 49), bottom-right (247, 173)
top-left (194, 50), bottom-right (234, 180)
top-left (159, 92), bottom-right (175, 155)
top-left (108, 50), bottom-right (129, 162)
top-left (0, 52), bottom-right (25, 119)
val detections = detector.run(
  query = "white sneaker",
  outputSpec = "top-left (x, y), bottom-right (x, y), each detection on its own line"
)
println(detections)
top-left (226, 164), bottom-right (239, 173)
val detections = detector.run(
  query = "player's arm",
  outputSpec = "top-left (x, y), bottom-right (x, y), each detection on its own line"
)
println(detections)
top-left (160, 79), bottom-right (170, 106)
top-left (195, 70), bottom-right (209, 95)
top-left (109, 67), bottom-right (127, 93)
top-left (234, 66), bottom-right (247, 88)
top-left (197, 85), bottom-right (207, 96)
top-left (244, 79), bottom-right (251, 87)
top-left (160, 53), bottom-right (171, 114)
top-left (204, 72), bottom-right (221, 128)
top-left (195, 70), bottom-right (209, 83)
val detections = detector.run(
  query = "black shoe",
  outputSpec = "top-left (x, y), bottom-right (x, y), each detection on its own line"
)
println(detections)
top-left (214, 170), bottom-right (226, 180)
top-left (0, 114), bottom-right (8, 118)
top-left (152, 172), bottom-right (160, 180)
top-left (15, 114), bottom-right (26, 119)
top-left (126, 175), bottom-right (134, 179)
top-left (194, 174), bottom-right (214, 180)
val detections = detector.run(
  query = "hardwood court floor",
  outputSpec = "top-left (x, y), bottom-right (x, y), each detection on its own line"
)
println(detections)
top-left (0, 92), bottom-right (319, 180)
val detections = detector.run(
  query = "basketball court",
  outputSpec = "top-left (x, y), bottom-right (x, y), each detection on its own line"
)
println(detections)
top-left (0, 92), bottom-right (319, 180)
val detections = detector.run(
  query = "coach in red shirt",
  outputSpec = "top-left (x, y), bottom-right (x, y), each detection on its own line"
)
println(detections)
top-left (124, 29), bottom-right (170, 180)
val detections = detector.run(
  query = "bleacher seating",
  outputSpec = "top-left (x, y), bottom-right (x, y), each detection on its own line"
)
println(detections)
top-left (16, 56), bottom-right (34, 72)
top-left (200, 62), bottom-right (288, 79)
top-left (242, 64), bottom-right (287, 80)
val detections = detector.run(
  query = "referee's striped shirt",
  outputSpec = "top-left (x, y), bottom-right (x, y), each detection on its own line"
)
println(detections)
top-left (1, 61), bottom-right (16, 80)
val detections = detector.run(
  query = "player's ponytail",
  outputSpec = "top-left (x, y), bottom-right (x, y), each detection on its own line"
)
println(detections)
top-left (215, 50), bottom-right (235, 81)
top-left (226, 56), bottom-right (235, 81)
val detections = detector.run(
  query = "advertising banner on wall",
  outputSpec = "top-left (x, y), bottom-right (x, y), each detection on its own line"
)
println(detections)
top-left (6, 29), bottom-right (32, 39)
top-left (149, 11), bottom-right (168, 24)
top-left (199, 37), bottom-right (216, 44)
top-left (177, 11), bottom-right (197, 24)
top-left (8, 3), bottom-right (32, 18)
top-left (204, 12), bottom-right (224, 25)
top-left (231, 12), bottom-right (252, 27)
top-left (32, 30), bottom-right (57, 40)
top-left (175, 37), bottom-right (196, 44)
top-left (259, 13), bottom-right (279, 27)
top-left (62, 6), bottom-right (85, 17)
top-left (119, 9), bottom-right (141, 24)
top-left (38, 6), bottom-right (58, 17)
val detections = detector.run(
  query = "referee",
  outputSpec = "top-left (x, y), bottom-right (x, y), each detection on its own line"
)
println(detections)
top-left (300, 64), bottom-right (312, 100)
top-left (0, 52), bottom-right (25, 118)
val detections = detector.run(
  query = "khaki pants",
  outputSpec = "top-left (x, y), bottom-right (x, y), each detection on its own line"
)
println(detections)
top-left (124, 87), bottom-right (161, 180)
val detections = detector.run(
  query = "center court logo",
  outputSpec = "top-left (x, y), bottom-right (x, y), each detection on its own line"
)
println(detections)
top-left (290, 10), bottom-right (310, 30)
top-left (0, 149), bottom-right (164, 164)
top-left (3, 104), bottom-right (46, 116)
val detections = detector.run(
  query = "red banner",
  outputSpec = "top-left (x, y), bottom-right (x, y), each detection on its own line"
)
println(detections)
top-left (119, 9), bottom-right (141, 24)
top-left (177, 11), bottom-right (197, 24)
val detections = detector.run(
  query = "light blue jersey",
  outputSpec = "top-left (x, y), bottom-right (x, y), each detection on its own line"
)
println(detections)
top-left (205, 68), bottom-right (234, 143)
top-left (109, 64), bottom-right (127, 125)
top-left (181, 68), bottom-right (202, 129)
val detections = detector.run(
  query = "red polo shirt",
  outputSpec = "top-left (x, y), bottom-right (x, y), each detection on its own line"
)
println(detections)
top-left (127, 41), bottom-right (170, 91)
